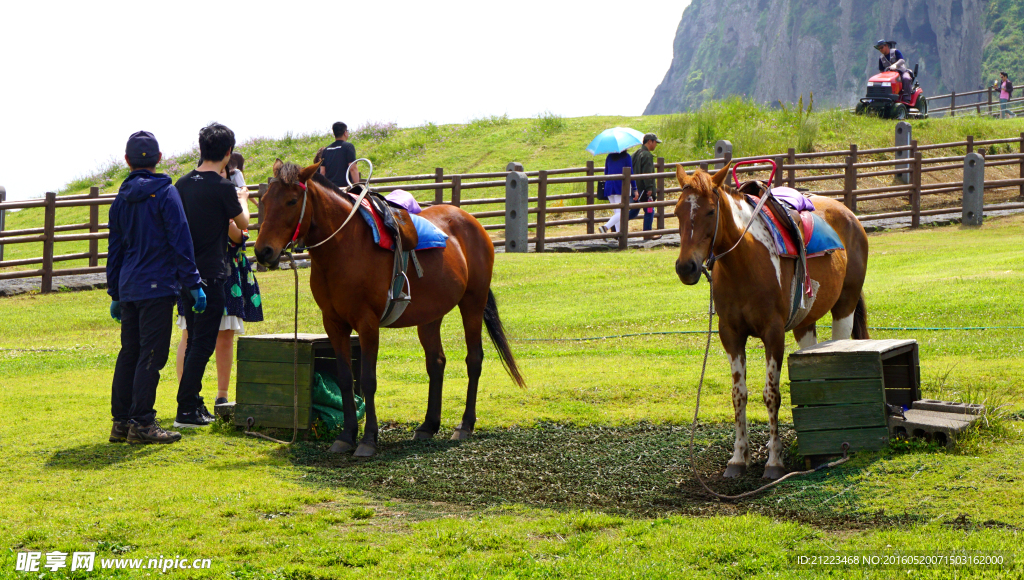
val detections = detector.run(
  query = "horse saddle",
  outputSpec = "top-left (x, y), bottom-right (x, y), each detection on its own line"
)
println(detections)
top-left (737, 180), bottom-right (822, 331)
top-left (347, 185), bottom-right (419, 253)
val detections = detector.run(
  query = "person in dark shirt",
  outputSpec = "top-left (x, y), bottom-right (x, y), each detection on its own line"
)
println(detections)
top-left (631, 133), bottom-right (662, 239)
top-left (320, 121), bottom-right (359, 187)
top-left (107, 130), bottom-right (205, 445)
top-left (173, 123), bottom-right (250, 428)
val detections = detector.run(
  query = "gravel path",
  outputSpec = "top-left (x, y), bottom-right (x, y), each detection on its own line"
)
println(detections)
top-left (1, 207), bottom-right (1019, 297)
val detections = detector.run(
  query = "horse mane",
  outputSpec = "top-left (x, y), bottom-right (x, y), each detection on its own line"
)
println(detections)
top-left (278, 161), bottom-right (302, 185)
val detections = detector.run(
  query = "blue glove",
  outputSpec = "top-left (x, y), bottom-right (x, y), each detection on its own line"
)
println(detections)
top-left (190, 287), bottom-right (207, 314)
top-left (110, 300), bottom-right (121, 323)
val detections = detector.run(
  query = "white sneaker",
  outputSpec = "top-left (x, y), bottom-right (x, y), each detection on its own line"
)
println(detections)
top-left (598, 225), bottom-right (609, 233)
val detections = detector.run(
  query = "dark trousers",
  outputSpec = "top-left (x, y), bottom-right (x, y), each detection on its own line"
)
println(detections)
top-left (627, 191), bottom-right (656, 231)
top-left (176, 281), bottom-right (225, 415)
top-left (111, 296), bottom-right (175, 426)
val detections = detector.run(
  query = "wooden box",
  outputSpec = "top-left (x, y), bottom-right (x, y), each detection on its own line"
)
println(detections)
top-left (234, 334), bottom-right (360, 430)
top-left (788, 339), bottom-right (920, 457)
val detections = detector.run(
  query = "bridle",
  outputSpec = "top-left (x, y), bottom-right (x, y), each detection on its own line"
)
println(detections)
top-left (269, 158), bottom-right (374, 252)
top-left (696, 160), bottom-right (778, 280)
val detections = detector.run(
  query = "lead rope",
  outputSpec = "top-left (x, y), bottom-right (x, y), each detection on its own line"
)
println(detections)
top-left (688, 191), bottom-right (850, 501)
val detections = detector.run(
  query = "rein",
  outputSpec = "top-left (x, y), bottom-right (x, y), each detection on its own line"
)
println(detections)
top-left (276, 158), bottom-right (375, 251)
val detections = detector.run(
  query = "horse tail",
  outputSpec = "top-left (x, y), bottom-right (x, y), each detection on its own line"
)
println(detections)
top-left (853, 293), bottom-right (870, 339)
top-left (483, 289), bottom-right (526, 388)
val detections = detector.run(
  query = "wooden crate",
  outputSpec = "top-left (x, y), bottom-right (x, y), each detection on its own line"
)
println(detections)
top-left (788, 339), bottom-right (920, 457)
top-left (234, 334), bottom-right (360, 430)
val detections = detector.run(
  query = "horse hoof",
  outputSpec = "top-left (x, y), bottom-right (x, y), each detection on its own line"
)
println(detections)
top-left (762, 465), bottom-right (787, 480)
top-left (353, 443), bottom-right (377, 458)
top-left (450, 429), bottom-right (472, 441)
top-left (413, 430), bottom-right (434, 441)
top-left (722, 464), bottom-right (746, 478)
top-left (329, 440), bottom-right (354, 454)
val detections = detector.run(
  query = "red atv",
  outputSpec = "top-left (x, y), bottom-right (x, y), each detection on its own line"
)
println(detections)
top-left (855, 64), bottom-right (927, 119)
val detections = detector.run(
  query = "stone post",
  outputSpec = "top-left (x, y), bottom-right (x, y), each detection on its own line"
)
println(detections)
top-left (962, 153), bottom-right (984, 227)
top-left (504, 170), bottom-right (529, 252)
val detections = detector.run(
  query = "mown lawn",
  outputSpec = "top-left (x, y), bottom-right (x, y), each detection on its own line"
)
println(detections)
top-left (0, 216), bottom-right (1022, 579)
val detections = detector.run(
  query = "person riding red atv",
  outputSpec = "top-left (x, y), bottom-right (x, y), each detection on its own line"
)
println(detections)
top-left (855, 40), bottom-right (928, 119)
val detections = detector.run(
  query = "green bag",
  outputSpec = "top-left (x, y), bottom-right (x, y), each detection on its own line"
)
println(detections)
top-left (311, 371), bottom-right (365, 435)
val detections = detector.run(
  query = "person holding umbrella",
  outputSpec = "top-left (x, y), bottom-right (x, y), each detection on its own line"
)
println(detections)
top-left (587, 127), bottom-right (644, 234)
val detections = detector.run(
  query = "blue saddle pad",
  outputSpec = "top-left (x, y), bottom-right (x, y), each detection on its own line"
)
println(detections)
top-left (805, 213), bottom-right (844, 256)
top-left (411, 214), bottom-right (448, 250)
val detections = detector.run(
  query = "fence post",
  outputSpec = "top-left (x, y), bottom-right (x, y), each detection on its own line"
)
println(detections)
top-left (950, 91), bottom-right (956, 117)
top-left (656, 157), bottom-right (666, 230)
top-left (42, 192), bottom-right (56, 293)
top-left (910, 153), bottom-right (922, 228)
top-left (586, 160), bottom-right (595, 234)
top-left (895, 122), bottom-right (912, 183)
top-left (450, 175), bottom-right (461, 207)
top-left (0, 186), bottom-right (6, 262)
top-left (506, 162), bottom-right (524, 172)
top-left (619, 167), bottom-right (631, 250)
top-left (434, 167), bottom-right (444, 205)
top-left (504, 170), bottom-right (529, 253)
top-left (988, 86), bottom-right (994, 117)
top-left (536, 170), bottom-right (547, 253)
top-left (843, 155), bottom-right (857, 211)
top-left (88, 186), bottom-right (99, 267)
top-left (962, 152), bottom-right (984, 226)
top-left (714, 140), bottom-right (732, 169)
top-left (773, 156), bottom-right (785, 187)
top-left (1019, 133), bottom-right (1024, 199)
top-left (786, 148), bottom-right (796, 187)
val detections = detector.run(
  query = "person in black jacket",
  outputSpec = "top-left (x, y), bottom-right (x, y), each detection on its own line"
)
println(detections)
top-left (107, 131), bottom-right (206, 444)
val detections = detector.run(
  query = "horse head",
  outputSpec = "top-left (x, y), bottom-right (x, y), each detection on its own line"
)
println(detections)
top-left (673, 163), bottom-right (731, 285)
top-left (253, 158), bottom-right (321, 268)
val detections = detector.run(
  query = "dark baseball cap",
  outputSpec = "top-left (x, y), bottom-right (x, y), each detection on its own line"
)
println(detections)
top-left (125, 131), bottom-right (160, 165)
top-left (644, 133), bottom-right (663, 144)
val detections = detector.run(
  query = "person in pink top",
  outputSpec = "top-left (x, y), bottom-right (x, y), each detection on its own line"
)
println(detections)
top-left (996, 72), bottom-right (1015, 118)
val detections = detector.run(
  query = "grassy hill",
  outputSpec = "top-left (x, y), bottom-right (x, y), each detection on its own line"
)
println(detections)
top-left (4, 100), bottom-right (1024, 273)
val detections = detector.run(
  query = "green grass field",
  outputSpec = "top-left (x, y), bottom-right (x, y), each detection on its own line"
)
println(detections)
top-left (1, 214), bottom-right (1023, 578)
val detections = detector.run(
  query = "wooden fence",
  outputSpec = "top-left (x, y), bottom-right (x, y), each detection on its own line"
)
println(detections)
top-left (2, 133), bottom-right (1024, 292)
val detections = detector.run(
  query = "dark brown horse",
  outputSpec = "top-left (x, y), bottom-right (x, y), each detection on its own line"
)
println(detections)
top-left (254, 160), bottom-right (525, 457)
top-left (673, 164), bottom-right (869, 479)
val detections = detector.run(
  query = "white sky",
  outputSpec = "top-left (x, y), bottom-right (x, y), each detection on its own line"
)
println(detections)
top-left (0, 0), bottom-right (689, 201)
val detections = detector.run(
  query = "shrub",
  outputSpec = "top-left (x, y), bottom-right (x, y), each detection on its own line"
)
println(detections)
top-left (535, 111), bottom-right (566, 134)
top-left (352, 121), bottom-right (398, 142)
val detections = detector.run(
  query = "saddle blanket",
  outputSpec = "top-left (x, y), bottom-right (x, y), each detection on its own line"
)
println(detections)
top-left (352, 193), bottom-right (448, 252)
top-left (746, 195), bottom-right (844, 258)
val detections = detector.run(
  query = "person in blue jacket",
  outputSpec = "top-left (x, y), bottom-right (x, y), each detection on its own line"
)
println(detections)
top-left (599, 149), bottom-right (638, 234)
top-left (875, 39), bottom-right (913, 102)
top-left (107, 131), bottom-right (207, 445)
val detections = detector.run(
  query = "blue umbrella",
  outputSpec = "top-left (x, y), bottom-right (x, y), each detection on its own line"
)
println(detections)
top-left (586, 127), bottom-right (645, 155)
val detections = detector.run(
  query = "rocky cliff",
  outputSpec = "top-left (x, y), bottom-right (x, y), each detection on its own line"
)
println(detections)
top-left (645, 0), bottom-right (992, 113)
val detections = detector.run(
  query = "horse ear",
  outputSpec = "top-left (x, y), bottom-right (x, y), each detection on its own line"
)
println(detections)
top-left (711, 162), bottom-right (731, 188)
top-left (272, 158), bottom-right (284, 178)
top-left (675, 165), bottom-right (690, 187)
top-left (299, 161), bottom-right (322, 183)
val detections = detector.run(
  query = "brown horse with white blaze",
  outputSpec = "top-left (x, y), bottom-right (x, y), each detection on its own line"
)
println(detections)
top-left (254, 160), bottom-right (525, 458)
top-left (673, 164), bottom-right (869, 479)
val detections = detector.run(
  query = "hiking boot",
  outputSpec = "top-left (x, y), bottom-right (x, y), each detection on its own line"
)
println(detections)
top-left (109, 421), bottom-right (129, 443)
top-left (128, 421), bottom-right (181, 444)
top-left (173, 410), bottom-right (212, 428)
top-left (198, 405), bottom-right (216, 421)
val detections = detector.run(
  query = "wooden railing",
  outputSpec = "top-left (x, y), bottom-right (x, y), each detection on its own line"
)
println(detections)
top-left (3, 132), bottom-right (1024, 291)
